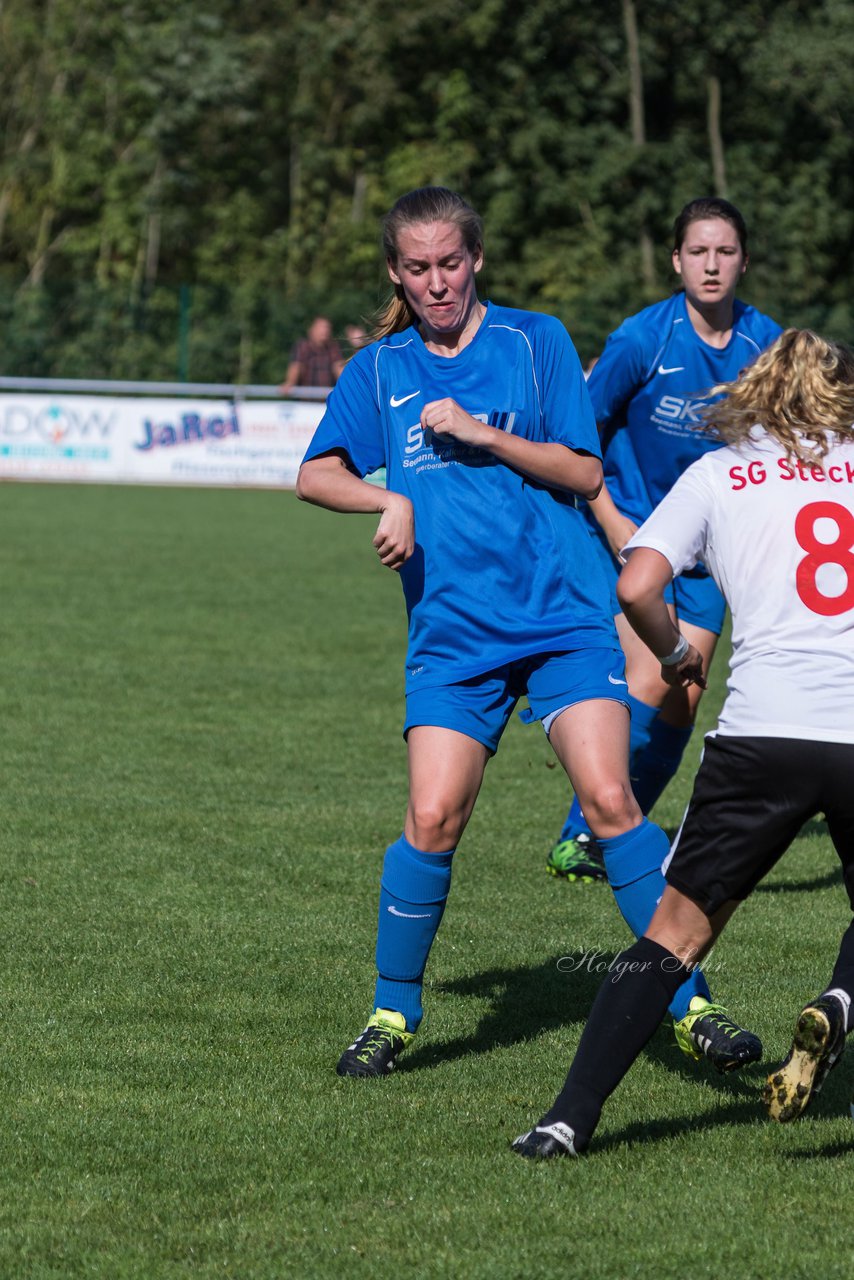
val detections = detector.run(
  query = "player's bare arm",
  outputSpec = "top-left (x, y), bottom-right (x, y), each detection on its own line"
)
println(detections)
top-left (371, 497), bottom-right (415, 570)
top-left (420, 397), bottom-right (603, 500)
top-left (585, 481), bottom-right (638, 561)
top-left (296, 451), bottom-right (415, 571)
top-left (617, 547), bottom-right (707, 689)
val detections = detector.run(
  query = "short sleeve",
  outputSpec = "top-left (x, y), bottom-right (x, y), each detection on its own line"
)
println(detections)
top-left (586, 318), bottom-right (654, 429)
top-left (759, 315), bottom-right (784, 347)
top-left (301, 348), bottom-right (386, 476)
top-left (623, 459), bottom-right (715, 576)
top-left (535, 318), bottom-right (600, 457)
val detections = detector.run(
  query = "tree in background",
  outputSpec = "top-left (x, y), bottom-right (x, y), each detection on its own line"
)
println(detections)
top-left (0, 0), bottom-right (850, 380)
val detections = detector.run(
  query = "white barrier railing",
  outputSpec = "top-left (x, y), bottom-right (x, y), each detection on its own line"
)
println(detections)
top-left (0, 379), bottom-right (329, 488)
top-left (0, 378), bottom-right (330, 400)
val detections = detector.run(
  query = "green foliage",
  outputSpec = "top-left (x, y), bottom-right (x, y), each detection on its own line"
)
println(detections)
top-left (0, 0), bottom-right (852, 378)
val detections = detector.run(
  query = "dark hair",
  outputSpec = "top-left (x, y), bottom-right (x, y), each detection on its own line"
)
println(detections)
top-left (373, 187), bottom-right (484, 339)
top-left (673, 197), bottom-right (748, 255)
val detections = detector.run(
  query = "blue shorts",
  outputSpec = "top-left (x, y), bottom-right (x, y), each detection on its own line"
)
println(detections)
top-left (587, 522), bottom-right (726, 636)
top-left (404, 648), bottom-right (629, 754)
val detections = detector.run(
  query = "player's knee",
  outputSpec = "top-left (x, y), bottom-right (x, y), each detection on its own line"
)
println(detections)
top-left (629, 672), bottom-right (668, 705)
top-left (580, 780), bottom-right (639, 836)
top-left (646, 887), bottom-right (715, 958)
top-left (406, 798), bottom-right (466, 852)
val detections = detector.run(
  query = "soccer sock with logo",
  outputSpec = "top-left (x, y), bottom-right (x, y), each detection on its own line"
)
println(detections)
top-left (631, 716), bottom-right (694, 816)
top-left (598, 819), bottom-right (712, 1021)
top-left (558, 695), bottom-right (659, 841)
top-left (373, 834), bottom-right (454, 1033)
top-left (540, 937), bottom-right (691, 1147)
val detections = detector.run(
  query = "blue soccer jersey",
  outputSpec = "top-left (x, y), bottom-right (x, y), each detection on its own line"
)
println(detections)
top-left (302, 302), bottom-right (617, 691)
top-left (588, 293), bottom-right (782, 524)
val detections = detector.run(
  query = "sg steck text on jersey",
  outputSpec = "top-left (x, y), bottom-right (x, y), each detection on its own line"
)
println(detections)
top-left (729, 458), bottom-right (854, 490)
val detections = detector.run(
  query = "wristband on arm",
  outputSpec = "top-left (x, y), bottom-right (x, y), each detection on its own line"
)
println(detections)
top-left (659, 634), bottom-right (689, 667)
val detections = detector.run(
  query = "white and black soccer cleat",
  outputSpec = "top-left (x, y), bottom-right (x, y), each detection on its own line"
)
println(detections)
top-left (512, 1120), bottom-right (581, 1159)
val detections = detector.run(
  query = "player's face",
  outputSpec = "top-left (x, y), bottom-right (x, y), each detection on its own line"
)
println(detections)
top-left (672, 218), bottom-right (747, 307)
top-left (387, 221), bottom-right (483, 340)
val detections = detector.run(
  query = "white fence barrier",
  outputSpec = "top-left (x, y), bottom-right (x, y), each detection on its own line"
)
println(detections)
top-left (0, 380), bottom-right (328, 488)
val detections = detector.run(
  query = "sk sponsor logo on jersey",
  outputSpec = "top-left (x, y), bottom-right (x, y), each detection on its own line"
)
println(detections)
top-left (390, 391), bottom-right (420, 408)
top-left (387, 904), bottom-right (431, 919)
top-left (654, 395), bottom-right (705, 423)
top-left (657, 365), bottom-right (685, 375)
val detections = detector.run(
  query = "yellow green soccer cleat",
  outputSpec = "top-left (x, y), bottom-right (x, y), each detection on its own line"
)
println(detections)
top-left (546, 833), bottom-right (607, 883)
top-left (674, 996), bottom-right (762, 1073)
top-left (762, 996), bottom-right (846, 1122)
top-left (336, 1008), bottom-right (414, 1078)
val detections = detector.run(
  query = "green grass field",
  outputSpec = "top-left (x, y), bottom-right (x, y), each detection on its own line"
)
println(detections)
top-left (0, 483), bottom-right (850, 1278)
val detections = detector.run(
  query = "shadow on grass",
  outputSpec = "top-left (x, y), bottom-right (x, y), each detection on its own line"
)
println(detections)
top-left (781, 1138), bottom-right (854, 1160)
top-left (591, 1097), bottom-right (763, 1154)
top-left (401, 954), bottom-right (607, 1073)
top-left (590, 1048), bottom-right (853, 1153)
top-left (401, 952), bottom-right (764, 1101)
top-left (754, 864), bottom-right (843, 894)
top-left (593, 1096), bottom-right (854, 1157)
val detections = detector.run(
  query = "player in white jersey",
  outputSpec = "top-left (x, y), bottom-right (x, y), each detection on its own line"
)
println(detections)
top-left (514, 328), bottom-right (854, 1157)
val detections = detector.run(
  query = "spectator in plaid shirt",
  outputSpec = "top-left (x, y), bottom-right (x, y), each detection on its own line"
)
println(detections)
top-left (280, 316), bottom-right (345, 395)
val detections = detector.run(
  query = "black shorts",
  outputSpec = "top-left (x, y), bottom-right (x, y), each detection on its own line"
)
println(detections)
top-left (665, 735), bottom-right (854, 917)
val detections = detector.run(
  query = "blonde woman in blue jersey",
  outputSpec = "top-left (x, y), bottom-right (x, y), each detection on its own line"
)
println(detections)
top-left (548, 198), bottom-right (782, 893)
top-left (297, 188), bottom-right (757, 1078)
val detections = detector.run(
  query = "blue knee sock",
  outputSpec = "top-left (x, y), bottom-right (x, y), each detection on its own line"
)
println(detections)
top-left (598, 819), bottom-right (711, 1021)
top-left (627, 693), bottom-right (661, 761)
top-left (558, 695), bottom-right (659, 841)
top-left (558, 793), bottom-right (587, 842)
top-left (631, 718), bottom-right (694, 816)
top-left (373, 834), bottom-right (454, 1032)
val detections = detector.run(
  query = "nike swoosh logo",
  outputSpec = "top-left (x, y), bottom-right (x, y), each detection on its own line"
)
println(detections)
top-left (608, 673), bottom-right (628, 686)
top-left (387, 905), bottom-right (431, 918)
top-left (658, 365), bottom-right (684, 375)
top-left (390, 391), bottom-right (420, 408)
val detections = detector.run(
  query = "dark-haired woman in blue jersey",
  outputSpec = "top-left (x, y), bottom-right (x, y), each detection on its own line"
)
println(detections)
top-left (297, 188), bottom-right (757, 1079)
top-left (547, 198), bottom-right (782, 890)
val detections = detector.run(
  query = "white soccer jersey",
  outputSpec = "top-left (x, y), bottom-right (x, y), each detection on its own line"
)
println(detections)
top-left (624, 431), bottom-right (854, 742)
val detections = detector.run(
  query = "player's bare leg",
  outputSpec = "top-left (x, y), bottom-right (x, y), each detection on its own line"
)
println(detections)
top-left (404, 726), bottom-right (490, 852)
top-left (338, 727), bottom-right (489, 1078)
top-left (549, 614), bottom-right (717, 880)
top-left (547, 698), bottom-right (639, 839)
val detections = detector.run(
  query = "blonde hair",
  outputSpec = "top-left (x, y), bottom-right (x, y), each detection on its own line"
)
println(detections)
top-left (704, 329), bottom-right (854, 464)
top-left (371, 187), bottom-right (484, 341)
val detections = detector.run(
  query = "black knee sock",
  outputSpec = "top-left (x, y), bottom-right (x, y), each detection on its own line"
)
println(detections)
top-left (826, 919), bottom-right (854, 1033)
top-left (541, 937), bottom-right (690, 1147)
